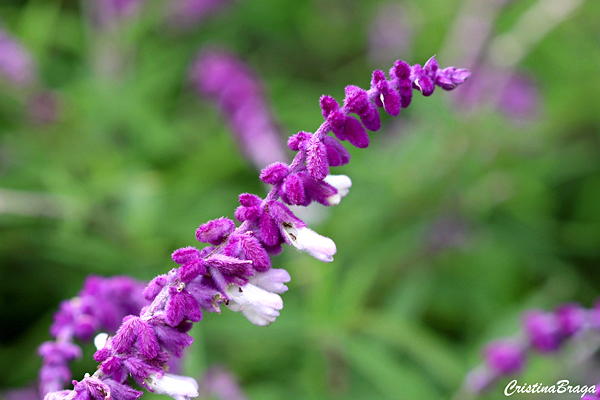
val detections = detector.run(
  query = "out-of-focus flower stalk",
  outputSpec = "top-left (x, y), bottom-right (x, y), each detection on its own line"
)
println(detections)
top-left (190, 49), bottom-right (288, 170)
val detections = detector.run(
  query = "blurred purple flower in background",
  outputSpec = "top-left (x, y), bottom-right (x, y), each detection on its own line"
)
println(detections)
top-left (454, 64), bottom-right (540, 123)
top-left (190, 49), bottom-right (287, 170)
top-left (1, 387), bottom-right (39, 400)
top-left (166, 0), bottom-right (235, 30)
top-left (465, 300), bottom-right (599, 395)
top-left (85, 0), bottom-right (145, 30)
top-left (198, 366), bottom-right (248, 400)
top-left (368, 2), bottom-right (413, 65)
top-left (0, 26), bottom-right (37, 87)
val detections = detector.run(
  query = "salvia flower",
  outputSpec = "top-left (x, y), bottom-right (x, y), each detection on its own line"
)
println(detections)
top-left (40, 54), bottom-right (468, 399)
top-left (465, 300), bottom-right (598, 395)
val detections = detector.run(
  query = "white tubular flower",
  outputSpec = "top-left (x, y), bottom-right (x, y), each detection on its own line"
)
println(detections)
top-left (323, 174), bottom-right (352, 206)
top-left (248, 268), bottom-right (291, 293)
top-left (93, 332), bottom-right (108, 350)
top-left (282, 223), bottom-right (336, 263)
top-left (225, 283), bottom-right (284, 326)
top-left (146, 373), bottom-right (199, 400)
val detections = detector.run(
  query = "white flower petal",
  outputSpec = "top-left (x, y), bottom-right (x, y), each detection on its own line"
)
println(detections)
top-left (93, 332), bottom-right (108, 351)
top-left (283, 225), bottom-right (336, 263)
top-left (146, 373), bottom-right (199, 400)
top-left (248, 268), bottom-right (291, 293)
top-left (324, 174), bottom-right (352, 198)
top-left (225, 283), bottom-right (284, 326)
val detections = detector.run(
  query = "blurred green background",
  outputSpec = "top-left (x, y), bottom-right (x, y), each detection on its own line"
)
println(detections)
top-left (1, 0), bottom-right (599, 399)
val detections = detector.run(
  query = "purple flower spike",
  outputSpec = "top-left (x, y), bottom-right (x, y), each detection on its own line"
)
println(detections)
top-left (484, 340), bottom-right (525, 375)
top-left (33, 54), bottom-right (469, 400)
top-left (370, 70), bottom-right (401, 116)
top-left (196, 217), bottom-right (236, 245)
top-left (522, 310), bottom-right (562, 353)
top-left (307, 139), bottom-right (329, 180)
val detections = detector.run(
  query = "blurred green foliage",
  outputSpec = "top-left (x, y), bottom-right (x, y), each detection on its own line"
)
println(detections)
top-left (1, 0), bottom-right (599, 399)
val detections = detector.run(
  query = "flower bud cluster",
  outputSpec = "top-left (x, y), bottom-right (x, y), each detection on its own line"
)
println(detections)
top-left (466, 300), bottom-right (600, 394)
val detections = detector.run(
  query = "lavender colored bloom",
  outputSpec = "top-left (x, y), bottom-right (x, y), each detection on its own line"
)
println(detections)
top-left (498, 72), bottom-right (540, 122)
top-left (466, 299), bottom-right (600, 394)
top-left (483, 340), bottom-right (525, 375)
top-left (191, 50), bottom-right (287, 170)
top-left (0, 26), bottom-right (37, 86)
top-left (522, 310), bottom-right (563, 353)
